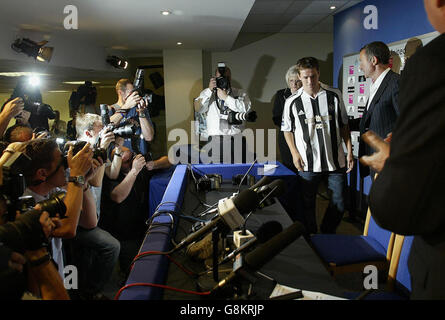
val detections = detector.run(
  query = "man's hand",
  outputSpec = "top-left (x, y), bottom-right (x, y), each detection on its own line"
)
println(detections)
top-left (216, 88), bottom-right (228, 100)
top-left (209, 77), bottom-right (217, 91)
top-left (346, 153), bottom-right (354, 173)
top-left (359, 130), bottom-right (391, 173)
top-left (2, 97), bottom-right (24, 119)
top-left (99, 130), bottom-right (115, 150)
top-left (8, 251), bottom-right (26, 273)
top-left (122, 91), bottom-right (142, 110)
top-left (67, 142), bottom-right (93, 177)
top-left (37, 209), bottom-right (59, 239)
top-left (145, 161), bottom-right (155, 171)
top-left (85, 157), bottom-right (104, 182)
top-left (292, 153), bottom-right (305, 172)
top-left (131, 154), bottom-right (146, 175)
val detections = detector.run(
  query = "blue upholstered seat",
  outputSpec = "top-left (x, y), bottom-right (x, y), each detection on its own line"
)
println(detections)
top-left (310, 215), bottom-right (393, 267)
top-left (310, 234), bottom-right (387, 266)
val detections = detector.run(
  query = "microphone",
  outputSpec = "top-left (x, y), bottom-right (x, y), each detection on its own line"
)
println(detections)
top-left (219, 221), bottom-right (283, 265)
top-left (257, 179), bottom-right (287, 208)
top-left (211, 221), bottom-right (305, 294)
top-left (173, 189), bottom-right (260, 252)
top-left (249, 176), bottom-right (273, 192)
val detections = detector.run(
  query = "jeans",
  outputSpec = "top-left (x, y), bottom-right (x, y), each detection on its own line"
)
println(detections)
top-left (69, 227), bottom-right (120, 296)
top-left (298, 168), bottom-right (346, 234)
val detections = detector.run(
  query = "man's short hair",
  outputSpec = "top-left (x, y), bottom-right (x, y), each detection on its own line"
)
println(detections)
top-left (75, 113), bottom-right (101, 138)
top-left (360, 41), bottom-right (391, 65)
top-left (115, 79), bottom-right (132, 94)
top-left (23, 139), bottom-right (59, 184)
top-left (4, 124), bottom-right (32, 143)
top-left (285, 65), bottom-right (299, 86)
top-left (296, 57), bottom-right (320, 74)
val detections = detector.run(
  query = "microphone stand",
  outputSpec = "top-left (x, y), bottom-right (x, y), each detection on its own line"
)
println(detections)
top-left (212, 226), bottom-right (220, 282)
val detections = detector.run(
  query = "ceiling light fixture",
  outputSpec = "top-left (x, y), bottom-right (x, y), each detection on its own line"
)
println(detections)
top-left (106, 55), bottom-right (129, 69)
top-left (11, 38), bottom-right (54, 62)
top-left (161, 10), bottom-right (171, 16)
top-left (330, 6), bottom-right (336, 10)
top-left (177, 42), bottom-right (183, 46)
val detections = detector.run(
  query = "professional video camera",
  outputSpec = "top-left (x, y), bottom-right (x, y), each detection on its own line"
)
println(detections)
top-left (215, 62), bottom-right (231, 90)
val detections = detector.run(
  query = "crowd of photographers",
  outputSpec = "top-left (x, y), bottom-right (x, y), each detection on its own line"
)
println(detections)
top-left (0, 71), bottom-right (172, 300)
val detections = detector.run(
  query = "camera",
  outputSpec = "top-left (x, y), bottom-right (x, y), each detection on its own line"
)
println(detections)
top-left (0, 191), bottom-right (66, 252)
top-left (65, 140), bottom-right (108, 162)
top-left (215, 62), bottom-right (230, 90)
top-left (232, 174), bottom-right (256, 187)
top-left (1, 150), bottom-right (67, 222)
top-left (132, 68), bottom-right (153, 104)
top-left (99, 104), bottom-right (139, 140)
top-left (196, 174), bottom-right (222, 192)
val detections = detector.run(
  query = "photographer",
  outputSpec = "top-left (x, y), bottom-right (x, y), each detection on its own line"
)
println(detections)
top-left (21, 138), bottom-right (93, 279)
top-left (0, 97), bottom-right (24, 139)
top-left (194, 63), bottom-right (252, 163)
top-left (108, 78), bottom-right (154, 156)
top-left (0, 192), bottom-right (69, 299)
top-left (72, 112), bottom-right (121, 299)
top-left (4, 123), bottom-right (33, 143)
top-left (100, 147), bottom-right (170, 276)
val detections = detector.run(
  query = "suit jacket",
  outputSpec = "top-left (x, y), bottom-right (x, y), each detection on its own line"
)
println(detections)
top-left (272, 88), bottom-right (296, 171)
top-left (369, 33), bottom-right (445, 299)
top-left (359, 70), bottom-right (400, 177)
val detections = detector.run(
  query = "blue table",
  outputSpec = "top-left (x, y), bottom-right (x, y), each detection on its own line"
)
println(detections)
top-left (118, 162), bottom-right (298, 300)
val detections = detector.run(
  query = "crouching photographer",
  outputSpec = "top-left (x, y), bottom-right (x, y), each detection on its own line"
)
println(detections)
top-left (62, 113), bottom-right (121, 300)
top-left (0, 147), bottom-right (69, 299)
top-left (18, 138), bottom-right (92, 285)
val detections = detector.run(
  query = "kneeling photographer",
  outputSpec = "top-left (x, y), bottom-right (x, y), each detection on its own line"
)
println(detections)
top-left (194, 62), bottom-right (255, 163)
top-left (19, 138), bottom-right (92, 282)
top-left (66, 112), bottom-right (121, 300)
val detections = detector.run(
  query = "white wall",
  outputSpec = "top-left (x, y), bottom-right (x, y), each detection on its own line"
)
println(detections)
top-left (163, 49), bottom-right (203, 150)
top-left (209, 32), bottom-right (334, 161)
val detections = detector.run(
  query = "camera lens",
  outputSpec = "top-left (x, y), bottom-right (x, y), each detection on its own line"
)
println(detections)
top-left (38, 191), bottom-right (67, 218)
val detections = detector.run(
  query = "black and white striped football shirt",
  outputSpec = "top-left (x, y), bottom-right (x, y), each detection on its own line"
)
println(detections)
top-left (281, 87), bottom-right (347, 172)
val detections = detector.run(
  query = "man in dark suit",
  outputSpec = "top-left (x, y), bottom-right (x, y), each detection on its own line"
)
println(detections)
top-left (360, 0), bottom-right (445, 299)
top-left (358, 41), bottom-right (400, 178)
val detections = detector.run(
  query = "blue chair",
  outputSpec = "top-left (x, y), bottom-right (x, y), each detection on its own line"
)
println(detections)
top-left (349, 235), bottom-right (414, 300)
top-left (309, 206), bottom-right (395, 277)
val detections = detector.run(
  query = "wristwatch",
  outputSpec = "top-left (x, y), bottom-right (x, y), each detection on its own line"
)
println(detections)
top-left (68, 175), bottom-right (85, 187)
top-left (28, 252), bottom-right (51, 267)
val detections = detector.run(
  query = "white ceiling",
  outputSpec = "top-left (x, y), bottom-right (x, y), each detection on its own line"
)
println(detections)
top-left (0, 0), bottom-right (363, 93)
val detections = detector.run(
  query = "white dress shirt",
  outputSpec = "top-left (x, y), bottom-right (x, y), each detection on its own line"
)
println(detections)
top-left (195, 88), bottom-right (251, 136)
top-left (367, 68), bottom-right (391, 109)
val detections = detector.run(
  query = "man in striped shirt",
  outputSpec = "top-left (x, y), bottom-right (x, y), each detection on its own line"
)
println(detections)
top-left (282, 57), bottom-right (353, 234)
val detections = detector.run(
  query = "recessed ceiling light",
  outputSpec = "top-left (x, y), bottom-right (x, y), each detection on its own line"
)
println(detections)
top-left (177, 42), bottom-right (183, 46)
top-left (161, 10), bottom-right (171, 16)
top-left (330, 6), bottom-right (336, 10)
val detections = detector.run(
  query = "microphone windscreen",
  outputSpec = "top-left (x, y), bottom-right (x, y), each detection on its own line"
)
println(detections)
top-left (249, 176), bottom-right (273, 191)
top-left (244, 221), bottom-right (305, 270)
top-left (266, 179), bottom-right (287, 198)
top-left (232, 189), bottom-right (260, 215)
top-left (185, 232), bottom-right (223, 261)
top-left (256, 221), bottom-right (283, 243)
